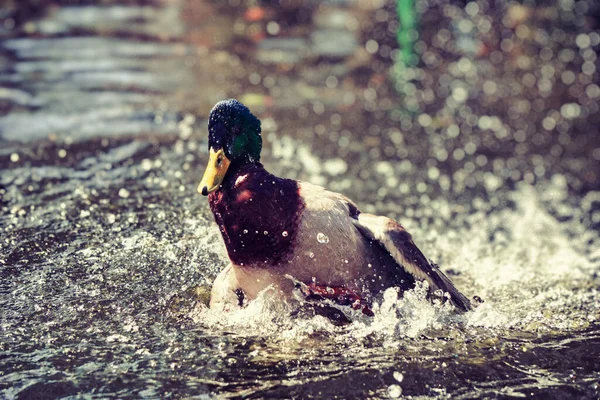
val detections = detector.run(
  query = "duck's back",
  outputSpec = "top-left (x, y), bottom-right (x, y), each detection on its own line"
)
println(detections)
top-left (287, 182), bottom-right (415, 298)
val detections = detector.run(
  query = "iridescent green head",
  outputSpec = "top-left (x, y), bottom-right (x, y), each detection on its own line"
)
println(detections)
top-left (198, 99), bottom-right (262, 195)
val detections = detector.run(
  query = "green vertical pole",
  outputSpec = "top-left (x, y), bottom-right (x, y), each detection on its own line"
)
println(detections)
top-left (397, 0), bottom-right (417, 66)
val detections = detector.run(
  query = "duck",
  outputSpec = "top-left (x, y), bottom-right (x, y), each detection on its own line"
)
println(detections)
top-left (199, 99), bottom-right (472, 314)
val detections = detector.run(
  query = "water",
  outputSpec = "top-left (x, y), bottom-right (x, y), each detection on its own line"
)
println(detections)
top-left (1, 0), bottom-right (600, 398)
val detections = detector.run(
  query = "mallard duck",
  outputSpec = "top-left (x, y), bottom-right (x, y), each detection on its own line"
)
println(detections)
top-left (199, 99), bottom-right (471, 313)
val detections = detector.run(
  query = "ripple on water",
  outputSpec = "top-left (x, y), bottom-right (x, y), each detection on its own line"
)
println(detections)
top-left (1, 131), bottom-right (600, 398)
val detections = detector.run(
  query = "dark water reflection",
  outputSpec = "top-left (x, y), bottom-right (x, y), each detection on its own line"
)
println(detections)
top-left (1, 0), bottom-right (600, 398)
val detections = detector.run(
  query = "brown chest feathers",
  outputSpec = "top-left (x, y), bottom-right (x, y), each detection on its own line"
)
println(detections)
top-left (208, 163), bottom-right (305, 266)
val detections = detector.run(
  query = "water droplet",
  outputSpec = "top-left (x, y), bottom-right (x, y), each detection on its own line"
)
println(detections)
top-left (266, 21), bottom-right (280, 35)
top-left (264, 231), bottom-right (268, 235)
top-left (118, 188), bottom-right (130, 198)
top-left (243, 229), bottom-right (248, 234)
top-left (10, 153), bottom-right (19, 162)
top-left (141, 159), bottom-right (153, 171)
top-left (309, 252), bottom-right (315, 259)
top-left (317, 232), bottom-right (329, 244)
top-left (344, 259), bottom-right (349, 264)
top-left (368, 263), bottom-right (373, 268)
top-left (393, 372), bottom-right (404, 382)
top-left (387, 384), bottom-right (402, 398)
top-left (282, 231), bottom-right (288, 237)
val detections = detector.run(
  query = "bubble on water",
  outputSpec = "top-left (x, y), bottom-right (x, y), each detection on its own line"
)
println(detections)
top-left (325, 75), bottom-right (338, 89)
top-left (576, 33), bottom-right (590, 49)
top-left (317, 232), bottom-right (329, 244)
top-left (428, 166), bottom-right (440, 180)
top-left (263, 231), bottom-right (268, 235)
top-left (323, 158), bottom-right (348, 176)
top-left (393, 372), bottom-right (404, 382)
top-left (141, 159), bottom-right (153, 171)
top-left (249, 72), bottom-right (261, 85)
top-left (483, 172), bottom-right (502, 192)
top-left (309, 252), bottom-right (315, 259)
top-left (365, 39), bottom-right (379, 54)
top-left (387, 384), bottom-right (402, 398)
top-left (282, 231), bottom-right (288, 237)
top-left (10, 153), bottom-right (19, 162)
top-left (118, 188), bottom-right (130, 198)
top-left (58, 149), bottom-right (67, 158)
top-left (266, 21), bottom-right (280, 35)
top-left (452, 86), bottom-right (468, 103)
top-left (106, 213), bottom-right (116, 224)
top-left (542, 116), bottom-right (557, 130)
top-left (560, 103), bottom-right (581, 119)
top-left (243, 229), bottom-right (248, 234)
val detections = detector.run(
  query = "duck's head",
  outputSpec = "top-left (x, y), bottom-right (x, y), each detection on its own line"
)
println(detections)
top-left (198, 99), bottom-right (262, 196)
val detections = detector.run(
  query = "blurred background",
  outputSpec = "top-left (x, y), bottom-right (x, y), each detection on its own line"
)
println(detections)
top-left (1, 0), bottom-right (600, 398)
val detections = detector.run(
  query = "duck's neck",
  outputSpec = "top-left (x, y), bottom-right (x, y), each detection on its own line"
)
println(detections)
top-left (208, 162), bottom-right (304, 267)
top-left (222, 159), bottom-right (260, 186)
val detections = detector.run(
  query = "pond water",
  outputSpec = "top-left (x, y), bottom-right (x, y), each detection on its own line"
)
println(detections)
top-left (1, 0), bottom-right (600, 398)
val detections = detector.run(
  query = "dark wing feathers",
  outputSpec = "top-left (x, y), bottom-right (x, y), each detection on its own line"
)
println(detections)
top-left (353, 213), bottom-right (472, 311)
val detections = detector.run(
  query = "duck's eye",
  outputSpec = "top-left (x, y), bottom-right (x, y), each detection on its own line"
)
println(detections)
top-left (216, 156), bottom-right (223, 166)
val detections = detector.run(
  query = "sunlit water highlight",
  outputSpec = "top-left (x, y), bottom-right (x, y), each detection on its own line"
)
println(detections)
top-left (2, 129), bottom-right (599, 398)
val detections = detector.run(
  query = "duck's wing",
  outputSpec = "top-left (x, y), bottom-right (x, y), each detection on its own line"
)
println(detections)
top-left (353, 213), bottom-right (472, 311)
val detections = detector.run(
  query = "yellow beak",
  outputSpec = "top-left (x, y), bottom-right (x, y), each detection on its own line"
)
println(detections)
top-left (198, 148), bottom-right (231, 196)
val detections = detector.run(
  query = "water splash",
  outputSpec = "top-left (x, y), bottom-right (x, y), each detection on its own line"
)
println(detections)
top-left (190, 179), bottom-right (599, 344)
